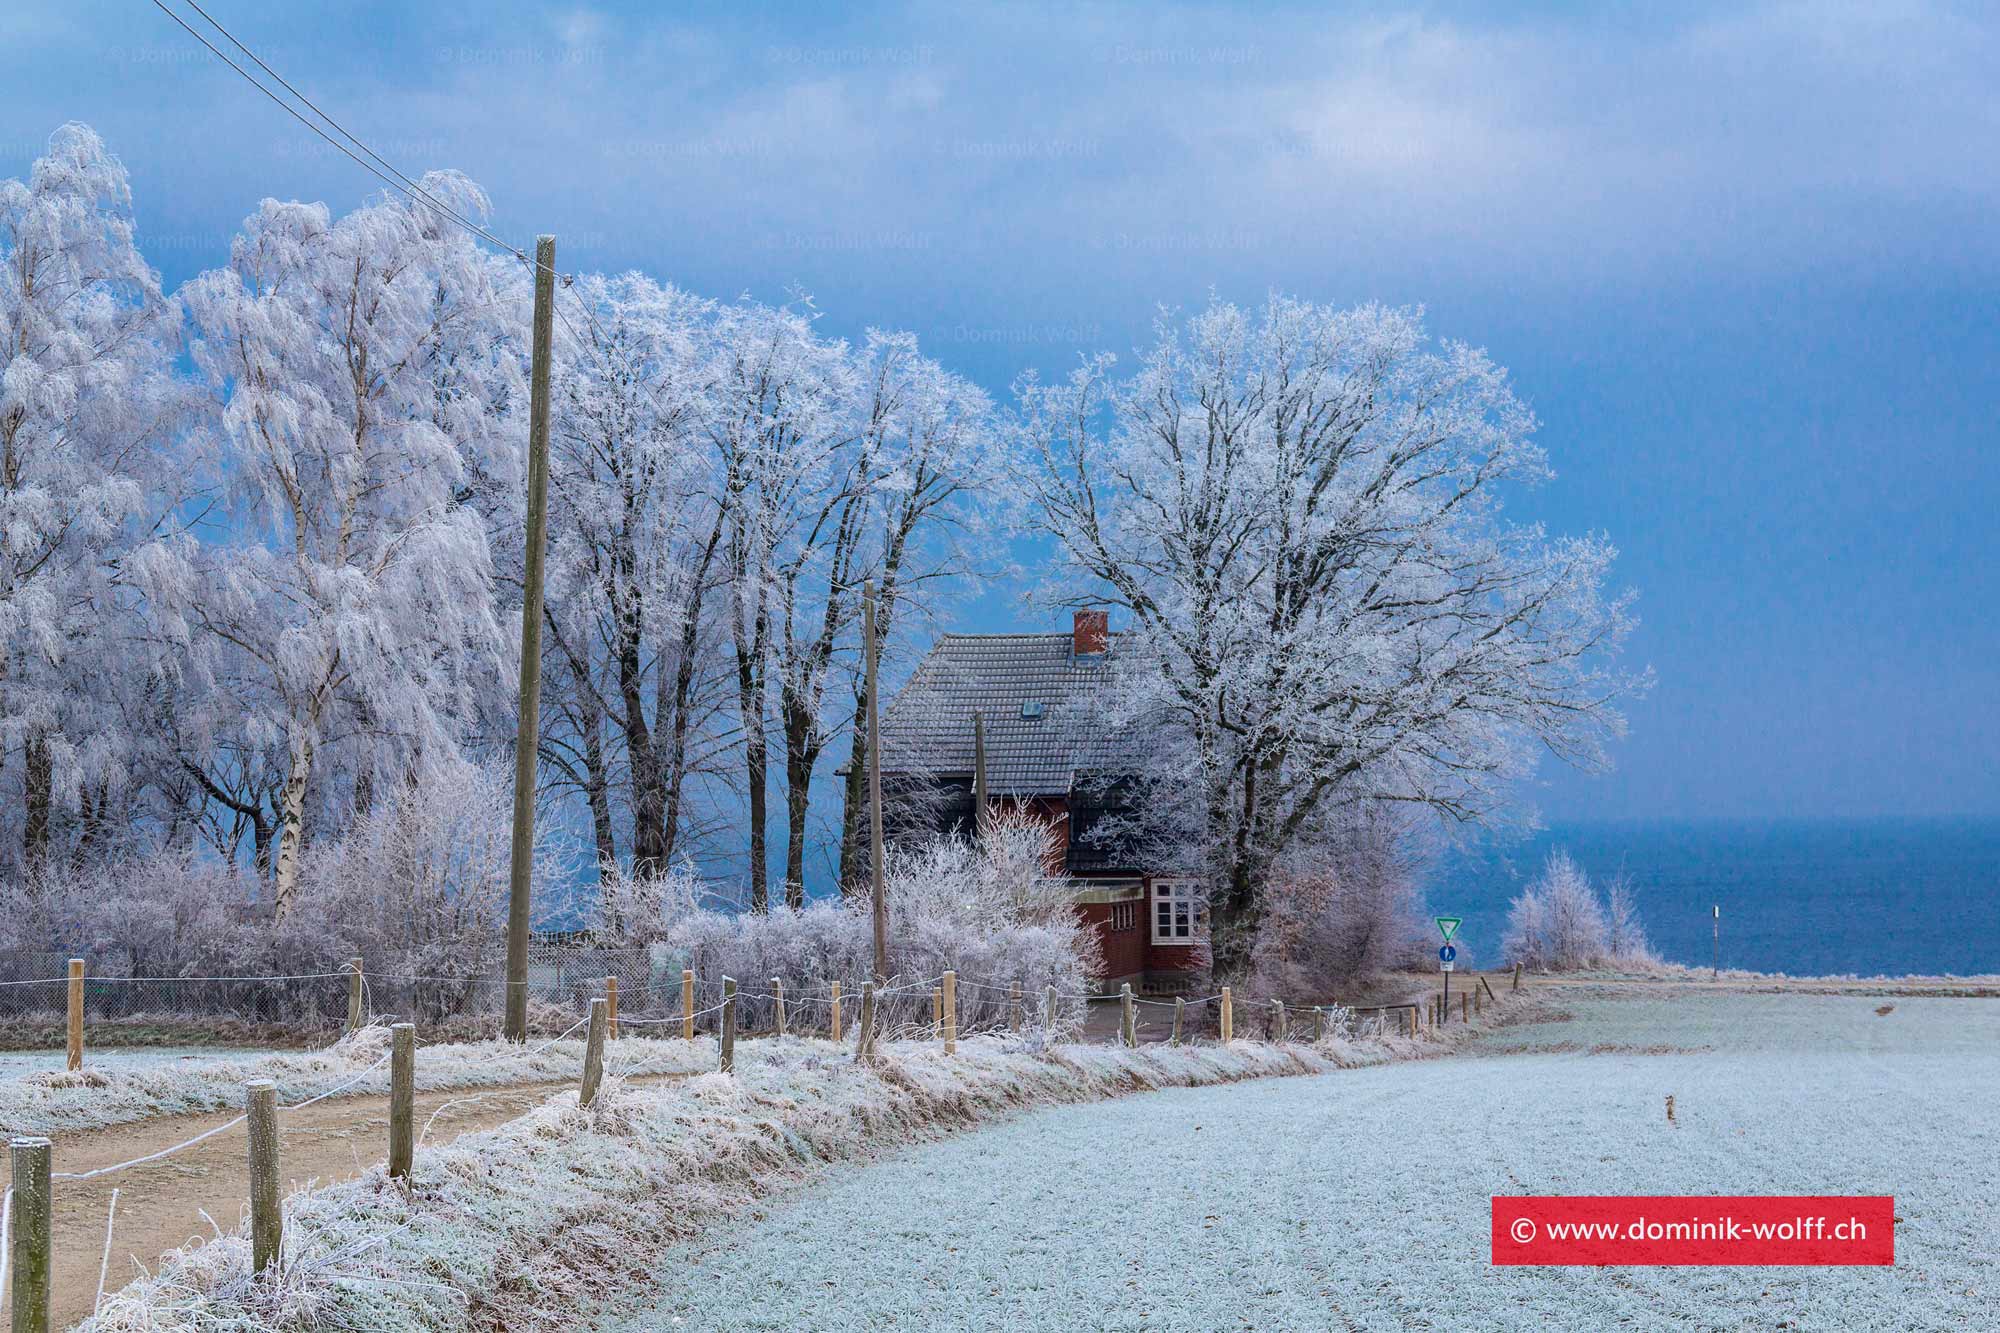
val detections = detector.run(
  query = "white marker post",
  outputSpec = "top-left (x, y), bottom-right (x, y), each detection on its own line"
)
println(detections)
top-left (1712, 904), bottom-right (1720, 979)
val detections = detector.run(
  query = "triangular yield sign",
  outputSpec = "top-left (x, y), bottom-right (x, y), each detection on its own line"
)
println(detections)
top-left (1435, 916), bottom-right (1461, 943)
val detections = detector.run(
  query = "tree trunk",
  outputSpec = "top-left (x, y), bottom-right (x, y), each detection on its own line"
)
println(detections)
top-left (781, 690), bottom-right (823, 908)
top-left (22, 734), bottom-right (51, 864)
top-left (836, 696), bottom-right (868, 895)
top-left (573, 660), bottom-right (618, 873)
top-left (619, 623), bottom-right (668, 878)
top-left (272, 725), bottom-right (315, 921)
top-left (738, 641), bottom-right (769, 912)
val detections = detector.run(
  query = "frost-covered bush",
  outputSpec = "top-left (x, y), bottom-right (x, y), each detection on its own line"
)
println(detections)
top-left (1502, 850), bottom-right (1659, 970)
top-left (599, 811), bottom-right (1100, 1035)
top-left (1246, 812), bottom-right (1432, 998)
top-left (0, 763), bottom-right (548, 1022)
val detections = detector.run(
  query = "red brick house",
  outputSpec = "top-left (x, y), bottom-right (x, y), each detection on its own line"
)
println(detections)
top-left (878, 610), bottom-right (1208, 991)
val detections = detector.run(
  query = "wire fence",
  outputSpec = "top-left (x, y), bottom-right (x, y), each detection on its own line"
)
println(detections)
top-left (0, 940), bottom-right (1477, 1053)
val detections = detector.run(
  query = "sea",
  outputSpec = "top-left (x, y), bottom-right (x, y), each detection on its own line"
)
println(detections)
top-left (1431, 817), bottom-right (2000, 978)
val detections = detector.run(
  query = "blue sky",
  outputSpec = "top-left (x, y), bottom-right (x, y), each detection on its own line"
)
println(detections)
top-left (4, 1), bottom-right (1995, 825)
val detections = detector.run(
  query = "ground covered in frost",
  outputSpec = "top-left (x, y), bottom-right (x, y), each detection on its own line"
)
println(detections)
top-left (0, 1024), bottom-right (715, 1136)
top-left (0, 1044), bottom-right (287, 1080)
top-left (596, 988), bottom-right (1998, 1332)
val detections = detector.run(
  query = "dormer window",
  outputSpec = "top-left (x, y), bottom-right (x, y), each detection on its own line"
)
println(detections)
top-left (1020, 700), bottom-right (1045, 719)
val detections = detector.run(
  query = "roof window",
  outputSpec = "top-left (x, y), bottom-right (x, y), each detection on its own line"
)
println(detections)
top-left (1020, 700), bottom-right (1045, 719)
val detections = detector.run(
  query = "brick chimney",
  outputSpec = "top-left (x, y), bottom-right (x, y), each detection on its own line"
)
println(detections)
top-left (1072, 608), bottom-right (1108, 657)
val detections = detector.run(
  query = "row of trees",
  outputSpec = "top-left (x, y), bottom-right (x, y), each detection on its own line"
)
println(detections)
top-left (0, 124), bottom-right (1001, 915)
top-left (1, 123), bottom-right (1641, 971)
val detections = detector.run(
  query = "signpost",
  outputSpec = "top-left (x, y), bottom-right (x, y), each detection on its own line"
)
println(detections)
top-left (1712, 904), bottom-right (1720, 979)
top-left (1435, 917), bottom-right (1461, 1025)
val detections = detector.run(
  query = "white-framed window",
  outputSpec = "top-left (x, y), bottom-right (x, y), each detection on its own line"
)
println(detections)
top-left (1151, 879), bottom-right (1202, 945)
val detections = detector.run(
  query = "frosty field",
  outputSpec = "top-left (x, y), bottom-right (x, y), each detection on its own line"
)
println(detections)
top-left (597, 987), bottom-right (1999, 1332)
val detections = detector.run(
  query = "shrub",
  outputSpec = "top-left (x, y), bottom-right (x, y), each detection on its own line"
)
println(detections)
top-left (1246, 811), bottom-right (1433, 998)
top-left (597, 809), bottom-right (1100, 1035)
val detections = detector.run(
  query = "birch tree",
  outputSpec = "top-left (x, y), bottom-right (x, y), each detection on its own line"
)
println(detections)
top-left (1018, 297), bottom-right (1642, 977)
top-left (160, 177), bottom-right (525, 917)
top-left (0, 123), bottom-right (192, 868)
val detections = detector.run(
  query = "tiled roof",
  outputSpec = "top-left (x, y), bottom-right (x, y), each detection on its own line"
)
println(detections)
top-left (878, 632), bottom-right (1127, 796)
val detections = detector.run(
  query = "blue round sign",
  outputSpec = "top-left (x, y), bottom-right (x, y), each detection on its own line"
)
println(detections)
top-left (1439, 944), bottom-right (1457, 962)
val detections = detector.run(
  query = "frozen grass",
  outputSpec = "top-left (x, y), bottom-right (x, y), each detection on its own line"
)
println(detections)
top-left (594, 990), bottom-right (2000, 1332)
top-left (0, 1045), bottom-right (289, 1081)
top-left (0, 1023), bottom-right (716, 1137)
top-left (75, 1035), bottom-right (1351, 1331)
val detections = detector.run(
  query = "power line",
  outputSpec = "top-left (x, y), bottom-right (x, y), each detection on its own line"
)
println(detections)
top-left (147, 1), bottom-right (550, 279)
top-left (173, 0), bottom-right (537, 271)
top-left (151, 1), bottom-right (689, 423)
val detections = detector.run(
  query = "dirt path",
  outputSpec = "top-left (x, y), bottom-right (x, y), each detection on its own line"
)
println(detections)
top-left (3, 1075), bottom-right (682, 1329)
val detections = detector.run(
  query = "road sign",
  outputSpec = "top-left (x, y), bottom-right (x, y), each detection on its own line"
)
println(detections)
top-left (1435, 916), bottom-right (1461, 943)
top-left (1442, 962), bottom-right (1455, 972)
top-left (1439, 944), bottom-right (1457, 963)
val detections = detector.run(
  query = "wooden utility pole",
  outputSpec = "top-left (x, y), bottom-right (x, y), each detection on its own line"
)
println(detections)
top-left (972, 710), bottom-right (988, 840)
top-left (504, 234), bottom-right (558, 1044)
top-left (864, 580), bottom-right (888, 983)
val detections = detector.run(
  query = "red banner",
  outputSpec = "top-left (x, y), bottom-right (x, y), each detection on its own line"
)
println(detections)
top-left (1492, 1196), bottom-right (1895, 1266)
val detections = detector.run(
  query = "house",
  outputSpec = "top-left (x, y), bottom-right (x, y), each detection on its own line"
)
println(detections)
top-left (877, 610), bottom-right (1207, 991)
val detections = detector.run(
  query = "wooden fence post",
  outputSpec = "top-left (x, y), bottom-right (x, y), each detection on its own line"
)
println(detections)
top-left (1461, 994), bottom-right (1469, 1024)
top-left (66, 958), bottom-right (83, 1073)
top-left (931, 987), bottom-right (942, 1037)
top-left (9, 1135), bottom-right (52, 1333)
top-left (855, 981), bottom-right (875, 1060)
top-left (1045, 985), bottom-right (1058, 1035)
top-left (580, 997), bottom-right (608, 1106)
top-left (347, 956), bottom-right (364, 1033)
top-left (389, 1023), bottom-right (415, 1182)
top-left (1120, 983), bottom-right (1136, 1048)
top-left (719, 978), bottom-right (737, 1074)
top-left (605, 976), bottom-right (619, 1039)
top-left (1009, 982), bottom-right (1023, 1032)
top-left (1220, 986), bottom-right (1233, 1043)
top-left (246, 1080), bottom-right (281, 1275)
top-left (1513, 962), bottom-right (1522, 992)
top-left (1271, 999), bottom-right (1286, 1043)
top-left (1311, 1006), bottom-right (1325, 1042)
top-left (1172, 996), bottom-right (1184, 1046)
top-left (682, 969), bottom-right (696, 1040)
top-left (830, 980), bottom-right (843, 1041)
top-left (772, 977), bottom-right (786, 1038)
top-left (1473, 986), bottom-right (1481, 1016)
top-left (942, 971), bottom-right (957, 1055)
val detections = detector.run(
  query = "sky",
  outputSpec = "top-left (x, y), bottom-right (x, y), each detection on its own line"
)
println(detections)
top-left (3, 0), bottom-right (1995, 826)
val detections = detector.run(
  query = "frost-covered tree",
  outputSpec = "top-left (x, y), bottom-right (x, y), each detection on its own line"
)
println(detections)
top-left (1018, 297), bottom-right (1643, 977)
top-left (824, 332), bottom-right (1002, 898)
top-left (155, 177), bottom-right (526, 916)
top-left (541, 274), bottom-right (733, 880)
top-left (706, 300), bottom-right (856, 910)
top-left (0, 124), bottom-right (192, 867)
top-left (1501, 848), bottom-right (1658, 971)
